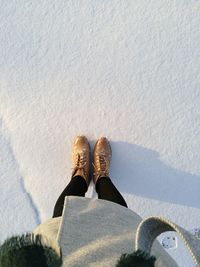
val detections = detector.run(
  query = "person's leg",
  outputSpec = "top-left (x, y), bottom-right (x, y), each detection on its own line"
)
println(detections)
top-left (95, 176), bottom-right (128, 208)
top-left (52, 175), bottom-right (87, 218)
top-left (93, 137), bottom-right (128, 208)
top-left (53, 136), bottom-right (90, 218)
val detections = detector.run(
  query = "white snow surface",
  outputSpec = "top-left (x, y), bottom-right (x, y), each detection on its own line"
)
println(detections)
top-left (0, 1), bottom-right (200, 266)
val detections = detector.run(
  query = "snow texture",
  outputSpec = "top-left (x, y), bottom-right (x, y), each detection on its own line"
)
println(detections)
top-left (0, 1), bottom-right (200, 266)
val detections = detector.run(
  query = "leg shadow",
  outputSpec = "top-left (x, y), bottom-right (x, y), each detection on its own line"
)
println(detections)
top-left (109, 141), bottom-right (200, 209)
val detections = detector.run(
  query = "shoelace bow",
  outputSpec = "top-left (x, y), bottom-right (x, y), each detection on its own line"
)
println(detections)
top-left (93, 153), bottom-right (109, 177)
top-left (72, 152), bottom-right (87, 177)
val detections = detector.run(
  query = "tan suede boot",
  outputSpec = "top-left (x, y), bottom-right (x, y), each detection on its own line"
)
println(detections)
top-left (93, 137), bottom-right (112, 185)
top-left (71, 136), bottom-right (91, 187)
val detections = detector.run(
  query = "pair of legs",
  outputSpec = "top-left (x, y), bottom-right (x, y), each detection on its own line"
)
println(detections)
top-left (52, 136), bottom-right (128, 218)
top-left (52, 175), bottom-right (128, 218)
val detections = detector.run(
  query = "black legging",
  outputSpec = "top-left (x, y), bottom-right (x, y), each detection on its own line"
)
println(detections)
top-left (52, 176), bottom-right (128, 218)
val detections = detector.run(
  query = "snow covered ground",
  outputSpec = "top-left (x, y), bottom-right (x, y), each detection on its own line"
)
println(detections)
top-left (0, 1), bottom-right (200, 266)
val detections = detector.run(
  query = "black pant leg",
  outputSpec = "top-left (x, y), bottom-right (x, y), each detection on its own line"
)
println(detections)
top-left (95, 177), bottom-right (128, 208)
top-left (52, 176), bottom-right (87, 218)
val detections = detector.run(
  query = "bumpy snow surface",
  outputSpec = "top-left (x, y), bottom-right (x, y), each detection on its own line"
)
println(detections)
top-left (0, 1), bottom-right (200, 266)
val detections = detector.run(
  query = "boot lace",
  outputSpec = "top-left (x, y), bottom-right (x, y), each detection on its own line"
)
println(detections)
top-left (93, 152), bottom-right (109, 178)
top-left (72, 151), bottom-right (87, 177)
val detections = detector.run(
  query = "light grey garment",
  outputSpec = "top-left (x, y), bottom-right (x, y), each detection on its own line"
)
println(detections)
top-left (33, 196), bottom-right (178, 267)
